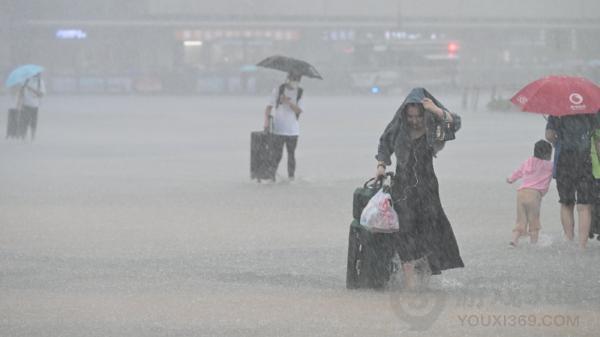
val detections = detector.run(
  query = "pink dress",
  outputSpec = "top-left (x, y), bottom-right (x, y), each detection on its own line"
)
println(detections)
top-left (508, 157), bottom-right (553, 196)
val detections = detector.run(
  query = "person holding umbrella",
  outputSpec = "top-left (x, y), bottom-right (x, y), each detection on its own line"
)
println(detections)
top-left (19, 73), bottom-right (45, 140)
top-left (6, 86), bottom-right (21, 139)
top-left (4, 64), bottom-right (45, 140)
top-left (262, 72), bottom-right (304, 181)
top-left (545, 114), bottom-right (597, 248)
top-left (257, 55), bottom-right (322, 181)
top-left (511, 75), bottom-right (600, 248)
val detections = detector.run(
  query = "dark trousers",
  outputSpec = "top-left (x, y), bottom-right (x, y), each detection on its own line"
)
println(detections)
top-left (272, 135), bottom-right (298, 178)
top-left (18, 105), bottom-right (38, 140)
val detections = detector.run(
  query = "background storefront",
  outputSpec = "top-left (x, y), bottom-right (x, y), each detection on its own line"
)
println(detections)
top-left (4, 0), bottom-right (600, 94)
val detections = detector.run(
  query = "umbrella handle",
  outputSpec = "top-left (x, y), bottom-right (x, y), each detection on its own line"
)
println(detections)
top-left (265, 115), bottom-right (273, 133)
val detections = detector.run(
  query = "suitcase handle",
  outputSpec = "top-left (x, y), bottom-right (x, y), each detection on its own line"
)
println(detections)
top-left (363, 177), bottom-right (379, 189)
top-left (363, 172), bottom-right (394, 188)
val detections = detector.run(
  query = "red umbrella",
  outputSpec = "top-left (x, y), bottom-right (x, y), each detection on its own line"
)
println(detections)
top-left (511, 76), bottom-right (600, 116)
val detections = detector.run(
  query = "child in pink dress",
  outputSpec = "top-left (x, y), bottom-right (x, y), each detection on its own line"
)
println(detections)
top-left (507, 140), bottom-right (553, 246)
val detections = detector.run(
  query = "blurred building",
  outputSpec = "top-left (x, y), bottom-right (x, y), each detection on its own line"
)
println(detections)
top-left (4, 0), bottom-right (600, 94)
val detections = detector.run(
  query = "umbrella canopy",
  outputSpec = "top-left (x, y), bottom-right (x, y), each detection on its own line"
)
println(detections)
top-left (257, 55), bottom-right (323, 80)
top-left (510, 75), bottom-right (600, 116)
top-left (5, 64), bottom-right (44, 88)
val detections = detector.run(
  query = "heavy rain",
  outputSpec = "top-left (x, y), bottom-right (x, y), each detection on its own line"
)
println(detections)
top-left (1, 1), bottom-right (600, 336)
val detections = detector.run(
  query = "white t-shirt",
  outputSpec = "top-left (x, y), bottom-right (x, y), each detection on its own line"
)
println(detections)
top-left (268, 86), bottom-right (304, 136)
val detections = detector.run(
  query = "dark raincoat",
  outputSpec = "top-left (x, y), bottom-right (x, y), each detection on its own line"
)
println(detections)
top-left (376, 88), bottom-right (464, 275)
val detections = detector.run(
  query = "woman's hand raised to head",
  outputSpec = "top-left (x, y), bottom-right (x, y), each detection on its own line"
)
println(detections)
top-left (422, 98), bottom-right (444, 118)
top-left (422, 97), bottom-right (453, 122)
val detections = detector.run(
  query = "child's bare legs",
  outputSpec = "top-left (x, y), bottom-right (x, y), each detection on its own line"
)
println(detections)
top-left (529, 230), bottom-right (539, 244)
top-left (513, 189), bottom-right (542, 246)
top-left (511, 228), bottom-right (524, 246)
top-left (527, 194), bottom-right (542, 244)
top-left (511, 190), bottom-right (529, 246)
top-left (528, 205), bottom-right (541, 244)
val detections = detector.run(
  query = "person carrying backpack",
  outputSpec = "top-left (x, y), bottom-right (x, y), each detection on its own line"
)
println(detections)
top-left (263, 72), bottom-right (304, 181)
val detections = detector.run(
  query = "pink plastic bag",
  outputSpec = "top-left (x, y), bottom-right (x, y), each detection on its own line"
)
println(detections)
top-left (359, 189), bottom-right (399, 233)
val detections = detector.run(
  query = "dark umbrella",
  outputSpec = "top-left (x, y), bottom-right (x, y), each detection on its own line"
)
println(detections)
top-left (257, 55), bottom-right (323, 80)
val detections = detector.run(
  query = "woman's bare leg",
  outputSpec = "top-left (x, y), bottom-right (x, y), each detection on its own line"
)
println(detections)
top-left (415, 257), bottom-right (432, 288)
top-left (402, 262), bottom-right (416, 290)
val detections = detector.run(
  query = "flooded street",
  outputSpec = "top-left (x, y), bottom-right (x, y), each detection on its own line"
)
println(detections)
top-left (1, 95), bottom-right (599, 336)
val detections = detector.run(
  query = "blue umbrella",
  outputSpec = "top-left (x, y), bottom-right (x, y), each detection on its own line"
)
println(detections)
top-left (5, 64), bottom-right (44, 88)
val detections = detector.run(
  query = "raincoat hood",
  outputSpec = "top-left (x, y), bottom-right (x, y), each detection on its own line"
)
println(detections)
top-left (395, 87), bottom-right (449, 116)
top-left (376, 88), bottom-right (461, 167)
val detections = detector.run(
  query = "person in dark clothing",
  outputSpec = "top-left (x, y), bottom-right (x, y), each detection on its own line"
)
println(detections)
top-left (375, 88), bottom-right (464, 289)
top-left (546, 114), bottom-right (597, 248)
top-left (11, 74), bottom-right (45, 140)
top-left (271, 135), bottom-right (298, 179)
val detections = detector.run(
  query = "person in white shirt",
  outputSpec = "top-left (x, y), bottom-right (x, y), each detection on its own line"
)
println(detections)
top-left (263, 72), bottom-right (304, 181)
top-left (18, 73), bottom-right (45, 140)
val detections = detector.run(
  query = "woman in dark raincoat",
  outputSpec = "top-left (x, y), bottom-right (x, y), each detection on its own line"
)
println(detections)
top-left (375, 88), bottom-right (464, 288)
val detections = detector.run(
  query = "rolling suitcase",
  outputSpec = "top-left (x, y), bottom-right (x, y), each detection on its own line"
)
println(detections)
top-left (353, 177), bottom-right (382, 220)
top-left (6, 108), bottom-right (19, 139)
top-left (250, 131), bottom-right (276, 181)
top-left (347, 174), bottom-right (397, 289)
top-left (346, 219), bottom-right (396, 289)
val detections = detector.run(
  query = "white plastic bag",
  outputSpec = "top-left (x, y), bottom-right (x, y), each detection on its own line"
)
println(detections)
top-left (359, 189), bottom-right (399, 233)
